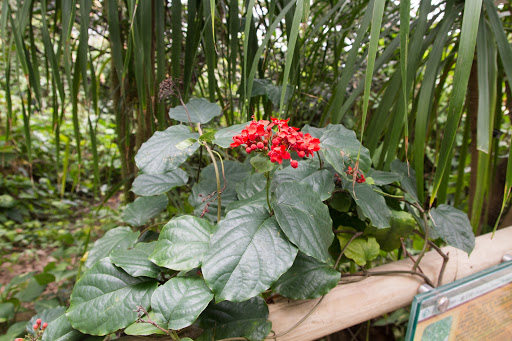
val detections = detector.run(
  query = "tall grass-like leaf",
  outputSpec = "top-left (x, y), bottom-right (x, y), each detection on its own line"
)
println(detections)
top-left (430, 0), bottom-right (483, 206)
top-left (279, 0), bottom-right (304, 114)
top-left (171, 0), bottom-right (182, 107)
top-left (203, 1), bottom-right (217, 102)
top-left (358, 0), bottom-right (386, 157)
top-left (107, 0), bottom-right (124, 83)
top-left (156, 0), bottom-right (166, 128)
top-left (241, 0), bottom-right (257, 116)
top-left (413, 3), bottom-right (457, 203)
top-left (399, 0), bottom-right (410, 162)
top-left (183, 0), bottom-right (201, 100)
top-left (41, 0), bottom-right (64, 102)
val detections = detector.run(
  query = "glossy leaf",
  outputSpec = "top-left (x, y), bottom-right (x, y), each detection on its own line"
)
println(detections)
top-left (337, 233), bottom-right (380, 266)
top-left (150, 215), bottom-right (216, 271)
top-left (152, 277), bottom-right (213, 330)
top-left (196, 297), bottom-right (271, 341)
top-left (390, 160), bottom-right (419, 203)
top-left (274, 181), bottom-right (334, 263)
top-left (367, 169), bottom-right (402, 186)
top-left (272, 162), bottom-right (334, 201)
top-left (430, 205), bottom-right (475, 254)
top-left (213, 122), bottom-right (250, 148)
top-left (122, 194), bottom-right (168, 227)
top-left (85, 227), bottom-right (139, 268)
top-left (272, 253), bottom-right (339, 300)
top-left (168, 98), bottom-right (221, 124)
top-left (320, 124), bottom-right (372, 174)
top-left (124, 311), bottom-right (166, 336)
top-left (110, 242), bottom-right (160, 278)
top-left (66, 258), bottom-right (157, 335)
top-left (202, 205), bottom-right (298, 302)
top-left (132, 169), bottom-right (189, 196)
top-left (226, 191), bottom-right (267, 212)
top-left (134, 125), bottom-right (199, 175)
top-left (236, 172), bottom-right (267, 200)
top-left (41, 313), bottom-right (83, 341)
top-left (365, 210), bottom-right (416, 252)
top-left (342, 180), bottom-right (392, 229)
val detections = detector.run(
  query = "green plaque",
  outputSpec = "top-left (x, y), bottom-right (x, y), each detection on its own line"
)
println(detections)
top-left (406, 258), bottom-right (512, 340)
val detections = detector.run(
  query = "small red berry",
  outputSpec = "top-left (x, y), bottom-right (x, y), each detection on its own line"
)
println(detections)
top-left (290, 160), bottom-right (299, 168)
top-left (298, 151), bottom-right (305, 158)
top-left (246, 147), bottom-right (252, 153)
top-left (36, 319), bottom-right (42, 326)
top-left (257, 142), bottom-right (264, 149)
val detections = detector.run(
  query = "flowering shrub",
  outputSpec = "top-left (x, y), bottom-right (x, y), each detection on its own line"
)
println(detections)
top-left (33, 97), bottom-right (474, 341)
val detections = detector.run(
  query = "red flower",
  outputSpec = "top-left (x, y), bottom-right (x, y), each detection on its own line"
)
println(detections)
top-left (230, 117), bottom-right (321, 167)
top-left (346, 166), bottom-right (366, 183)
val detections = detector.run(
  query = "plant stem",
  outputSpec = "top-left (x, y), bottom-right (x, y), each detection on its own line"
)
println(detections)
top-left (340, 269), bottom-right (435, 288)
top-left (265, 172), bottom-right (272, 214)
top-left (334, 231), bottom-right (363, 269)
top-left (413, 230), bottom-right (449, 286)
top-left (412, 202), bottom-right (429, 271)
top-left (317, 151), bottom-right (323, 169)
top-left (197, 123), bottom-right (222, 223)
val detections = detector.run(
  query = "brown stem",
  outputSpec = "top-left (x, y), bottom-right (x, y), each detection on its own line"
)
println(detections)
top-left (400, 237), bottom-right (424, 274)
top-left (411, 202), bottom-right (429, 271)
top-left (134, 306), bottom-right (177, 340)
top-left (413, 230), bottom-right (449, 286)
top-left (340, 269), bottom-right (435, 288)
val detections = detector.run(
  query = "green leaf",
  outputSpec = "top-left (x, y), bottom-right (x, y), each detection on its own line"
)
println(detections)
top-left (149, 215), bottom-right (216, 271)
top-left (367, 169), bottom-right (402, 186)
top-left (274, 182), bottom-right (334, 263)
top-left (213, 122), bottom-right (250, 148)
top-left (41, 313), bottom-right (84, 341)
top-left (124, 311), bottom-right (166, 336)
top-left (272, 253), bottom-right (339, 300)
top-left (15, 277), bottom-right (45, 302)
top-left (0, 321), bottom-right (27, 341)
top-left (329, 192), bottom-right (353, 213)
top-left (226, 191), bottom-right (267, 212)
top-left (168, 98), bottom-right (222, 124)
top-left (135, 125), bottom-right (199, 175)
top-left (320, 124), bottom-right (372, 174)
top-left (111, 242), bottom-right (161, 278)
top-left (202, 205), bottom-right (298, 302)
top-left (66, 258), bottom-right (157, 335)
top-left (390, 160), bottom-right (418, 203)
top-left (131, 169), bottom-right (189, 196)
top-left (272, 162), bottom-right (334, 201)
top-left (122, 194), bottom-right (168, 227)
top-left (337, 233), bottom-right (380, 266)
top-left (0, 302), bottom-right (15, 323)
top-left (196, 297), bottom-right (272, 341)
top-left (152, 277), bottom-right (213, 330)
top-left (250, 154), bottom-right (275, 173)
top-left (365, 211), bottom-right (416, 252)
top-left (85, 226), bottom-right (139, 268)
top-left (236, 172), bottom-right (267, 200)
top-left (302, 124), bottom-right (326, 139)
top-left (430, 205), bottom-right (475, 254)
top-left (198, 131), bottom-right (217, 143)
top-left (342, 180), bottom-right (392, 229)
top-left (28, 306), bottom-right (66, 336)
top-left (251, 78), bottom-right (293, 106)
top-left (176, 138), bottom-right (198, 150)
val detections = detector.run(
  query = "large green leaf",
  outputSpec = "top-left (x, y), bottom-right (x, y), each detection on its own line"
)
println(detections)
top-left (320, 124), bottom-right (372, 174)
top-left (272, 252), bottom-right (339, 300)
top-left (250, 154), bottom-right (275, 173)
top-left (196, 297), bottom-right (271, 341)
top-left (202, 205), bottom-right (298, 302)
top-left (227, 191), bottom-right (267, 212)
top-left (342, 180), bottom-right (392, 229)
top-left (337, 232), bottom-right (380, 266)
top-left (110, 242), bottom-right (160, 278)
top-left (66, 258), bottom-right (157, 335)
top-left (274, 182), bottom-right (334, 263)
top-left (85, 227), bottom-right (139, 268)
top-left (122, 195), bottom-right (168, 227)
top-left (0, 303), bottom-right (14, 323)
top-left (367, 169), bottom-right (402, 186)
top-left (41, 313), bottom-right (84, 341)
top-left (134, 125), bottom-right (199, 175)
top-left (430, 205), bottom-right (475, 254)
top-left (365, 210), bottom-right (416, 252)
top-left (151, 277), bottom-right (213, 330)
top-left (272, 162), bottom-right (334, 201)
top-left (27, 306), bottom-right (66, 336)
top-left (213, 122), bottom-right (250, 148)
top-left (236, 172), bottom-right (267, 200)
top-left (149, 215), bottom-right (216, 271)
top-left (124, 311), bottom-right (166, 336)
top-left (168, 98), bottom-right (221, 124)
top-left (131, 169), bottom-right (189, 196)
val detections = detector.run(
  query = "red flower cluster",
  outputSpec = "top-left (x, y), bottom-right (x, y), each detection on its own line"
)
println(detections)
top-left (230, 117), bottom-right (321, 168)
top-left (345, 166), bottom-right (366, 183)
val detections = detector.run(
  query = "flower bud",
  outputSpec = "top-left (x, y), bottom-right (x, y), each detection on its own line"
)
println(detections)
top-left (36, 319), bottom-right (42, 326)
top-left (290, 160), bottom-right (298, 168)
top-left (33, 324), bottom-right (39, 330)
top-left (42, 322), bottom-right (48, 330)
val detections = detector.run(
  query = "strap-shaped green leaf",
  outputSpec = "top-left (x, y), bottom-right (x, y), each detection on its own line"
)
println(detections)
top-left (202, 205), bottom-right (298, 302)
top-left (274, 182), bottom-right (334, 263)
top-left (151, 277), bottom-right (213, 330)
top-left (66, 258), bottom-right (157, 336)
